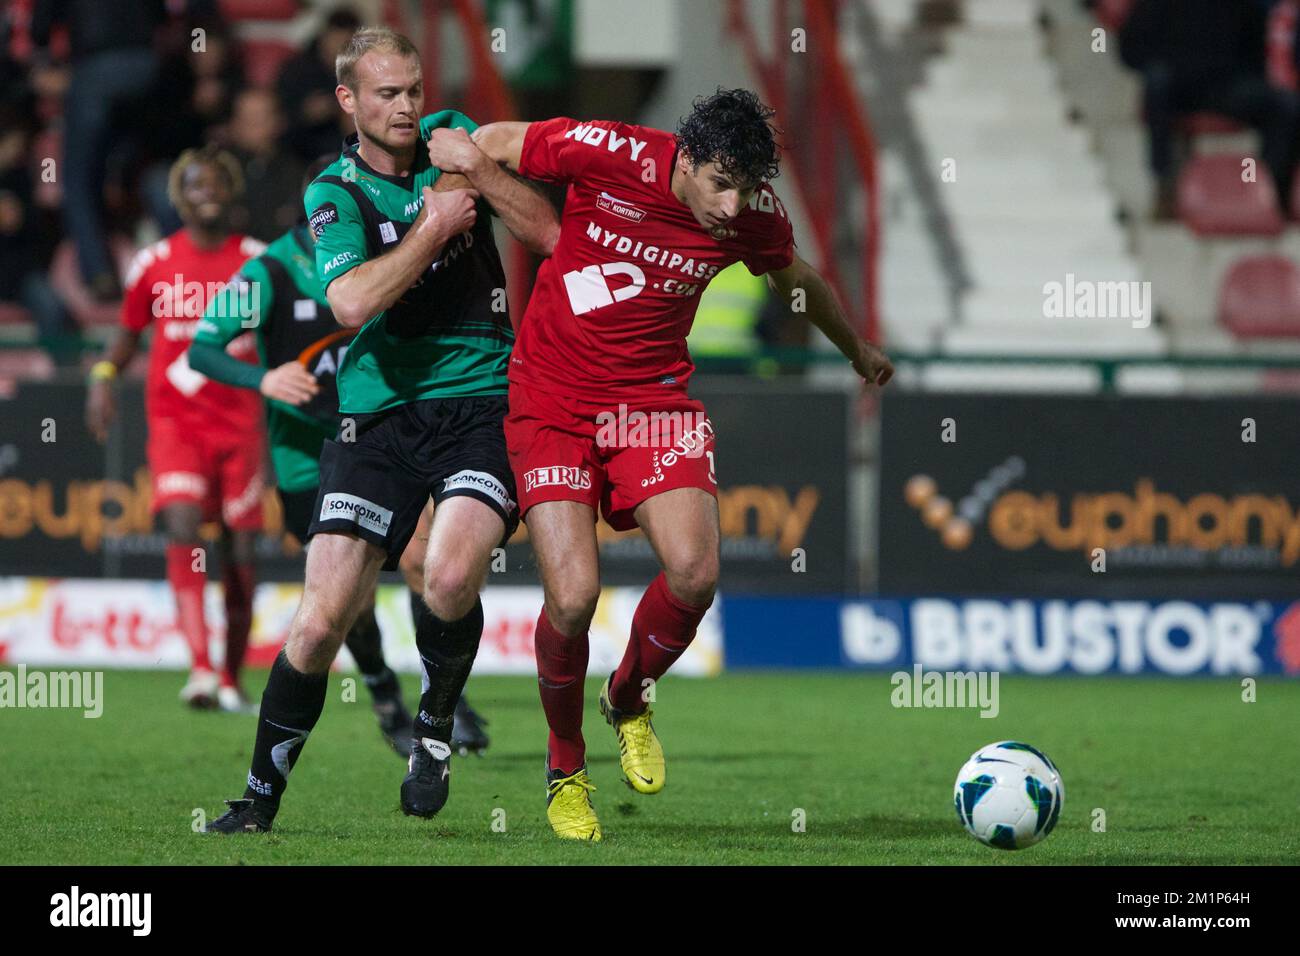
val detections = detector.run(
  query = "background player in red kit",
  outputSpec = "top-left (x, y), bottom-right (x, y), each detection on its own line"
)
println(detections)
top-left (430, 88), bottom-right (894, 840)
top-left (86, 146), bottom-right (268, 712)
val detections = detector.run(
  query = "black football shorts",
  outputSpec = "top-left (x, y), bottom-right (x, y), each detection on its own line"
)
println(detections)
top-left (307, 395), bottom-right (518, 569)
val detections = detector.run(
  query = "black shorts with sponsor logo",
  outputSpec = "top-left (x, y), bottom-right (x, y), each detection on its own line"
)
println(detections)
top-left (307, 395), bottom-right (519, 569)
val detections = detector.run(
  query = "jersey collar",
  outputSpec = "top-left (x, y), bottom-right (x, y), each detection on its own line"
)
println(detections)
top-left (342, 131), bottom-right (431, 189)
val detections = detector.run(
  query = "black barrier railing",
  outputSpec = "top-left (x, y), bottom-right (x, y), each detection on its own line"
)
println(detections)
top-left (11, 337), bottom-right (1300, 391)
top-left (696, 349), bottom-right (1300, 390)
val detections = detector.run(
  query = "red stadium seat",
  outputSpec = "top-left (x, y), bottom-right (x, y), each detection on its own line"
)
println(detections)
top-left (1094, 0), bottom-right (1136, 32)
top-left (0, 303), bottom-right (32, 325)
top-left (1218, 255), bottom-right (1300, 338)
top-left (219, 0), bottom-right (300, 20)
top-left (241, 39), bottom-right (299, 89)
top-left (1174, 112), bottom-right (1245, 137)
top-left (0, 349), bottom-right (55, 383)
top-left (1177, 153), bottom-right (1285, 236)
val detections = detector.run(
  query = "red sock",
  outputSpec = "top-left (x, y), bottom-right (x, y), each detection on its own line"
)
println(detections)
top-left (533, 608), bottom-right (589, 773)
top-left (166, 543), bottom-right (210, 672)
top-left (221, 561), bottom-right (255, 687)
top-left (610, 573), bottom-right (710, 713)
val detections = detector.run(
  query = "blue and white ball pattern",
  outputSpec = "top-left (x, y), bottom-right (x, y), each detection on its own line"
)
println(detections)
top-left (953, 741), bottom-right (1064, 850)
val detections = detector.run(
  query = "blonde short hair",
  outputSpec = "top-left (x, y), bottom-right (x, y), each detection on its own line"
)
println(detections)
top-left (166, 145), bottom-right (244, 208)
top-left (335, 26), bottom-right (420, 91)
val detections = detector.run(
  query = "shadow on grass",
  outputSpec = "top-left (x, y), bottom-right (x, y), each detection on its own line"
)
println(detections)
top-left (481, 750), bottom-right (798, 766)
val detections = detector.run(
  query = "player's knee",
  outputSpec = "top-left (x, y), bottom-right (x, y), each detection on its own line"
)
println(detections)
top-left (664, 556), bottom-right (718, 609)
top-left (161, 504), bottom-right (201, 542)
top-left (224, 530), bottom-right (257, 565)
top-left (287, 607), bottom-right (346, 672)
top-left (424, 564), bottom-right (480, 622)
top-left (544, 578), bottom-right (600, 637)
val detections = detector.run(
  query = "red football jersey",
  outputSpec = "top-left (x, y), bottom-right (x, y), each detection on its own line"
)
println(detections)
top-left (121, 230), bottom-right (266, 436)
top-left (515, 117), bottom-right (795, 402)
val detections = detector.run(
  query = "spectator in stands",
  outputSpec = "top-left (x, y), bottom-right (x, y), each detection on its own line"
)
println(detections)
top-left (276, 7), bottom-right (361, 163)
top-left (30, 0), bottom-right (164, 301)
top-left (1267, 1), bottom-right (1300, 90)
top-left (225, 88), bottom-right (304, 242)
top-left (0, 107), bottom-right (75, 364)
top-left (141, 15), bottom-right (246, 234)
top-left (1120, 0), bottom-right (1300, 218)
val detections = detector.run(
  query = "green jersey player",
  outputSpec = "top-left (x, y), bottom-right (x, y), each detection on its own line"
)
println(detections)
top-left (189, 158), bottom-right (492, 759)
top-left (204, 26), bottom-right (557, 833)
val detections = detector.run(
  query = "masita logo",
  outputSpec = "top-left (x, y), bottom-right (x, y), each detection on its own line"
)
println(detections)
top-left (319, 493), bottom-right (393, 535)
top-left (50, 886), bottom-right (151, 936)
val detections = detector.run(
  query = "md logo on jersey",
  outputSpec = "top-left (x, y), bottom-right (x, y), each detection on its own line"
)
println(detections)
top-left (562, 261), bottom-right (645, 315)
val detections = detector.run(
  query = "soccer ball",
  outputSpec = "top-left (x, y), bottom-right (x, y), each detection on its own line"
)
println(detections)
top-left (953, 740), bottom-right (1064, 850)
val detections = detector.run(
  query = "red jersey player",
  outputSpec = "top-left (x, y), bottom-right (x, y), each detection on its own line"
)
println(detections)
top-left (429, 88), bottom-right (894, 840)
top-left (86, 146), bottom-right (268, 712)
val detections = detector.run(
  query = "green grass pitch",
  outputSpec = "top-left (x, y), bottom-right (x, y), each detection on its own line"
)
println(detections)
top-left (2, 669), bottom-right (1295, 865)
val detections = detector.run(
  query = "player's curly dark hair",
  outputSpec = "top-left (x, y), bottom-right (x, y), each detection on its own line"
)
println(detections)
top-left (166, 144), bottom-right (244, 209)
top-left (676, 88), bottom-right (781, 185)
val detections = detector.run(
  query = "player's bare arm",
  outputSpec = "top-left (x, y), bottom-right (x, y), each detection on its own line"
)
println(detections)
top-left (325, 184), bottom-right (479, 328)
top-left (470, 121), bottom-right (531, 172)
top-left (426, 126), bottom-right (559, 256)
top-left (85, 326), bottom-right (142, 443)
top-left (767, 254), bottom-right (894, 386)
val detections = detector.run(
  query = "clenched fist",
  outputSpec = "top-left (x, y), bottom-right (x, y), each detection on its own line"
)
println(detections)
top-left (426, 127), bottom-right (488, 178)
top-left (851, 340), bottom-right (894, 387)
top-left (418, 185), bottom-right (479, 243)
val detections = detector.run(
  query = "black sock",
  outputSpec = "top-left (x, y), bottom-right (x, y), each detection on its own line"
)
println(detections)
top-left (411, 593), bottom-right (483, 745)
top-left (343, 606), bottom-right (399, 698)
top-left (243, 650), bottom-right (329, 811)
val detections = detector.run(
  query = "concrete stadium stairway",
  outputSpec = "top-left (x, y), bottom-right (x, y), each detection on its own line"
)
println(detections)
top-left (907, 0), bottom-right (1166, 386)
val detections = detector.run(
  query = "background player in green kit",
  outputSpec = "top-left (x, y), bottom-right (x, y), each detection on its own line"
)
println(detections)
top-left (203, 26), bottom-right (558, 833)
top-left (188, 158), bottom-right (492, 759)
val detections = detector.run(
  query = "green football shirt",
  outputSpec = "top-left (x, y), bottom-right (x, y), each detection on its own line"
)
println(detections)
top-left (303, 110), bottom-right (513, 415)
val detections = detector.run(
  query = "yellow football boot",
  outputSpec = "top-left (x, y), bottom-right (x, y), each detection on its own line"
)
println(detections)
top-left (545, 766), bottom-right (602, 841)
top-left (599, 675), bottom-right (665, 794)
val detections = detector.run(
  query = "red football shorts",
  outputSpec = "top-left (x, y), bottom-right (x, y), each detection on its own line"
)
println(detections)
top-left (505, 382), bottom-right (717, 530)
top-left (146, 416), bottom-right (266, 530)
